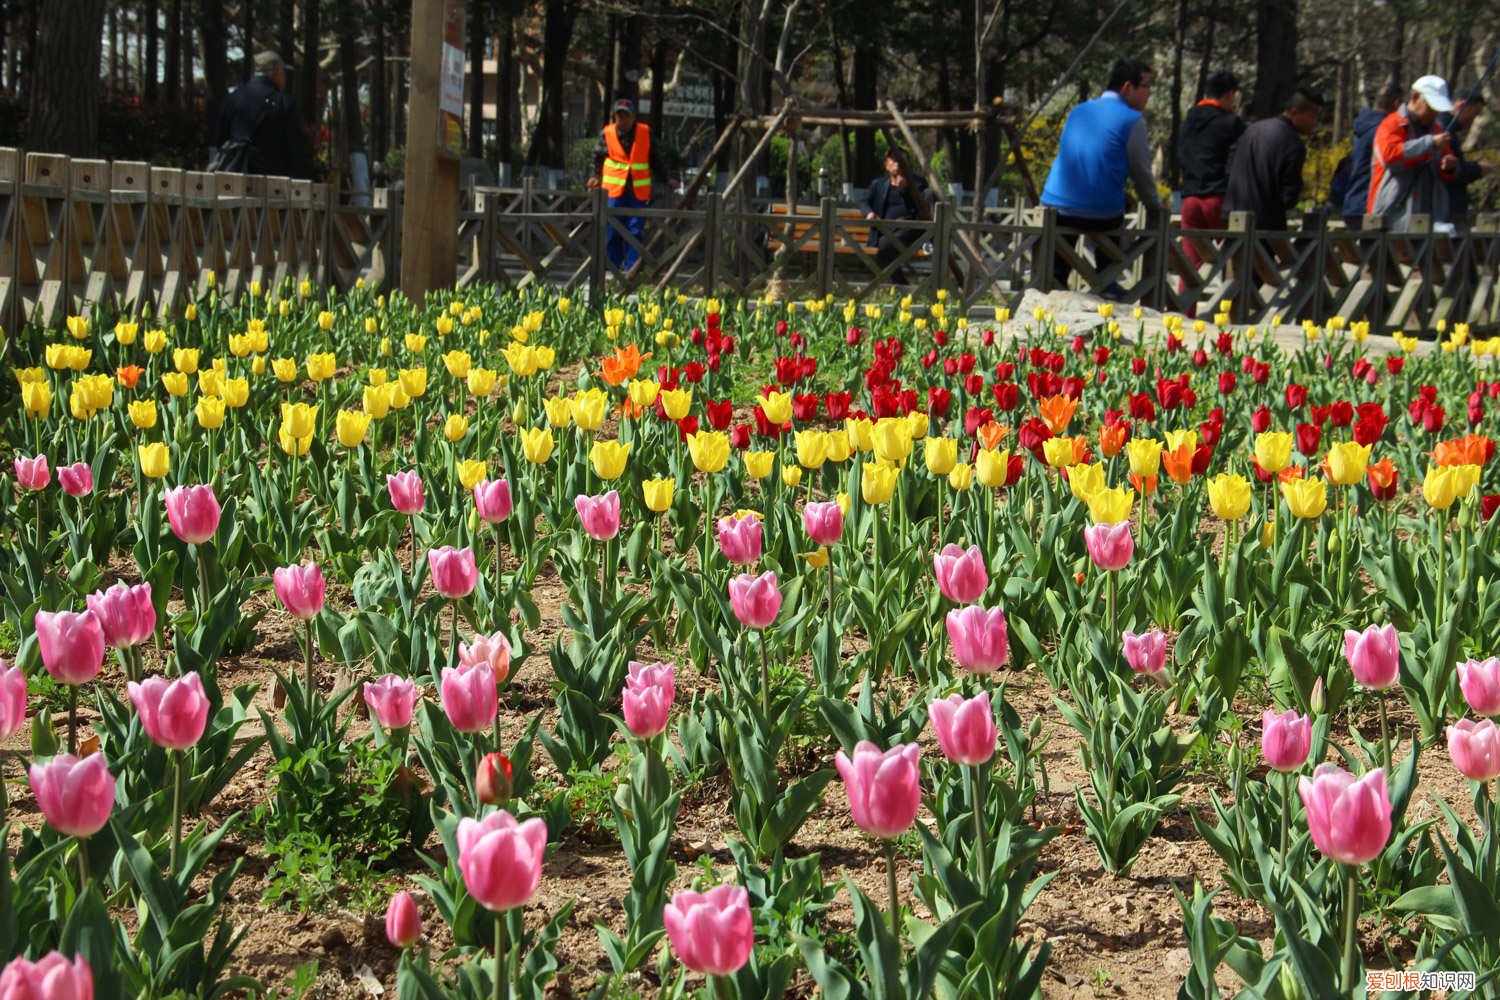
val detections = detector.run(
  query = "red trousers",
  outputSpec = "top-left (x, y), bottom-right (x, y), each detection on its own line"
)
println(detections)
top-left (1180, 195), bottom-right (1225, 315)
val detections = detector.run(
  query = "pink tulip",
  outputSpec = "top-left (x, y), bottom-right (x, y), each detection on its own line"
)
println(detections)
top-left (273, 562), bottom-right (326, 621)
top-left (623, 660), bottom-right (675, 738)
top-left (945, 605), bottom-right (1009, 673)
top-left (1122, 629), bottom-right (1169, 675)
top-left (57, 462), bottom-right (93, 497)
top-left (1344, 624), bottom-right (1400, 690)
top-left (427, 546), bottom-right (477, 599)
top-left (384, 891), bottom-right (422, 948)
top-left (473, 478), bottom-right (513, 524)
top-left (33, 611), bottom-right (105, 686)
top-left (1447, 718), bottom-right (1500, 782)
top-left (13, 454), bottom-right (49, 491)
top-left (803, 501), bottom-right (843, 546)
top-left (363, 674), bottom-right (417, 731)
top-left (126, 672), bottom-right (210, 750)
top-left (728, 571), bottom-right (782, 629)
top-left (835, 740), bottom-right (921, 839)
top-left (387, 471), bottom-right (425, 514)
top-left (1261, 709), bottom-right (1312, 772)
top-left (459, 631), bottom-right (512, 685)
top-left (575, 490), bottom-right (621, 541)
top-left (1458, 657), bottom-right (1500, 717)
top-left (0, 660), bottom-right (26, 742)
top-left (1084, 521), bottom-right (1134, 571)
top-left (932, 543), bottom-right (988, 604)
top-left (928, 692), bottom-right (996, 766)
top-left (440, 660), bottom-right (497, 733)
top-left (163, 484), bottom-right (221, 545)
top-left (476, 752), bottom-right (514, 805)
top-left (716, 515), bottom-right (763, 566)
top-left (0, 952), bottom-right (93, 1000)
top-left (28, 753), bottom-right (115, 837)
top-left (455, 809), bottom-right (547, 911)
top-left (663, 884), bottom-right (754, 976)
top-left (84, 582), bottom-right (156, 649)
top-left (1298, 764), bottom-right (1391, 865)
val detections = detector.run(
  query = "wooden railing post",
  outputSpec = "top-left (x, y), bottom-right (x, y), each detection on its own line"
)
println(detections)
top-left (932, 199), bottom-right (953, 296)
top-left (703, 192), bottom-right (721, 296)
top-left (816, 196), bottom-right (836, 299)
top-left (0, 148), bottom-right (19, 340)
top-left (588, 186), bottom-right (608, 304)
top-left (1227, 211), bottom-right (1255, 324)
top-left (1034, 206), bottom-right (1056, 293)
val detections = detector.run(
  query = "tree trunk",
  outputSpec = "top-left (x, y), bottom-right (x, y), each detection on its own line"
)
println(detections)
top-left (615, 10), bottom-right (641, 104)
top-left (165, 0), bottom-right (181, 105)
top-left (337, 0), bottom-right (362, 154)
top-left (278, 0), bottom-right (295, 66)
top-left (467, 0), bottom-right (485, 158)
top-left (183, 6), bottom-right (196, 102)
top-left (526, 0), bottom-right (576, 167)
top-left (497, 8), bottom-right (514, 163)
top-left (201, 0), bottom-right (228, 116)
top-left (1250, 0), bottom-right (1297, 118)
top-left (242, 0), bottom-right (255, 81)
top-left (144, 0), bottom-right (159, 102)
top-left (1389, 6), bottom-right (1406, 90)
top-left (297, 0), bottom-right (319, 127)
top-left (1168, 0), bottom-right (1187, 188)
top-left (649, 37), bottom-right (665, 137)
top-left (26, 0), bottom-right (106, 153)
top-left (852, 43), bottom-right (877, 184)
top-left (372, 0), bottom-right (388, 163)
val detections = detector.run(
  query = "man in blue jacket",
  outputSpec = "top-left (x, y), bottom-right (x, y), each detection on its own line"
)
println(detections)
top-left (1341, 85), bottom-right (1402, 228)
top-left (1040, 58), bottom-right (1163, 294)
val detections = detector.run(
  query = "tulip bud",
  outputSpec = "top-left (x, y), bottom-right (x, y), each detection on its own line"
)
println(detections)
top-left (1310, 677), bottom-right (1327, 715)
top-left (476, 752), bottom-right (514, 805)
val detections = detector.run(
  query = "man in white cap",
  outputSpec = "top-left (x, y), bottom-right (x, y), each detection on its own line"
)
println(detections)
top-left (1366, 75), bottom-right (1460, 231)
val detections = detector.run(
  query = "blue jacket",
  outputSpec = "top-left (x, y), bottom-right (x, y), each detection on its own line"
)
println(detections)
top-left (1340, 108), bottom-right (1387, 219)
top-left (1040, 94), bottom-right (1143, 216)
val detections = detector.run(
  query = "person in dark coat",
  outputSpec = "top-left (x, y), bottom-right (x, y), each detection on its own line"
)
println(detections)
top-left (1440, 97), bottom-right (1496, 229)
top-left (1341, 85), bottom-right (1403, 228)
top-left (210, 51), bottom-right (316, 180)
top-left (1177, 70), bottom-right (1246, 310)
top-left (1225, 87), bottom-right (1324, 231)
top-left (860, 146), bottom-right (932, 283)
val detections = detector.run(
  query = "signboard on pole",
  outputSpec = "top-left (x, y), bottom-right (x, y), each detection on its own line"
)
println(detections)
top-left (438, 2), bottom-right (464, 156)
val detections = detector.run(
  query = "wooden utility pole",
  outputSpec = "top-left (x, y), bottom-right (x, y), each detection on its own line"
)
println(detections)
top-left (401, 0), bottom-right (465, 300)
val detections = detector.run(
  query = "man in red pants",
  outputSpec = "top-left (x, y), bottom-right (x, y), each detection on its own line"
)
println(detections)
top-left (1176, 71), bottom-right (1245, 313)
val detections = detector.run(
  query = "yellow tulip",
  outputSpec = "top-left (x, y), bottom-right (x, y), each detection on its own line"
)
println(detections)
top-left (306, 353), bottom-right (337, 381)
top-left (251, 355), bottom-right (267, 375)
top-left (183, 303), bottom-right (198, 322)
top-left (1325, 441), bottom-right (1372, 487)
top-left (387, 382), bottom-right (410, 410)
top-left (114, 321), bottom-right (138, 345)
top-left (801, 547), bottom-right (830, 569)
top-left (435, 315), bottom-right (454, 336)
top-left (277, 299), bottom-right (291, 318)
top-left (365, 317), bottom-right (379, 335)
top-left (975, 448), bottom-right (1009, 488)
top-left (444, 414), bottom-right (469, 442)
top-left (128, 400), bottom-right (157, 429)
top-left (15, 366), bottom-right (45, 385)
top-left (317, 310), bottom-right (334, 331)
top-left (398, 367), bottom-right (427, 398)
top-left (782, 464), bottom-right (803, 488)
top-left (144, 329), bottom-right (168, 354)
top-left (759, 390), bottom-right (793, 425)
top-left (743, 450), bottom-right (774, 479)
top-left (21, 380), bottom-right (51, 417)
top-left (162, 372), bottom-right (190, 397)
top-left (272, 357), bottom-right (298, 383)
top-left (872, 418), bottom-right (914, 466)
top-left (195, 396), bottom-right (226, 430)
top-left (442, 350), bottom-right (472, 378)
top-left (948, 463), bottom-right (974, 490)
top-left (535, 345), bottom-right (556, 370)
top-left (138, 442), bottom-right (170, 478)
top-left (456, 459), bottom-right (487, 490)
top-left (906, 411), bottom-right (929, 440)
top-left (362, 384), bottom-right (390, 418)
top-left (1422, 464), bottom-right (1461, 510)
top-left (1255, 432), bottom-right (1293, 475)
top-left (68, 347), bottom-right (92, 371)
top-left (300, 278), bottom-right (313, 298)
top-left (173, 348), bottom-right (200, 374)
top-left (501, 341), bottom-right (539, 376)
top-left (337, 409), bottom-right (371, 447)
top-left (570, 388), bottom-right (607, 430)
top-left (1206, 473), bottom-right (1252, 520)
top-left (542, 396), bottom-right (573, 428)
top-left (66, 315), bottom-right (89, 340)
top-left (228, 333), bottom-right (254, 357)
top-left (519, 426), bottom-right (555, 464)
top-left (222, 378), bottom-right (249, 408)
top-left (643, 477), bottom-right (675, 512)
top-left (846, 417), bottom-right (875, 452)
top-left (825, 430), bottom-right (853, 464)
top-left (1163, 429), bottom-right (1199, 454)
top-left (1087, 485), bottom-right (1134, 524)
top-left (590, 439), bottom-right (632, 480)
top-left (197, 368), bottom-right (225, 398)
top-left (360, 366), bottom-right (384, 386)
top-left (660, 388), bottom-right (693, 421)
top-left (280, 402), bottom-right (317, 439)
top-left (795, 430), bottom-right (829, 470)
top-left (924, 436), bottom-right (958, 476)
top-left (1281, 478), bottom-right (1328, 519)
top-left (628, 379), bottom-right (661, 408)
top-left (1066, 461), bottom-right (1106, 503)
top-left (1125, 438), bottom-right (1163, 477)
top-left (686, 430), bottom-right (730, 474)
top-left (405, 333), bottom-right (428, 353)
top-left (467, 368), bottom-right (498, 398)
top-left (1042, 437), bottom-right (1076, 469)
top-left (1454, 463), bottom-right (1481, 498)
top-left (44, 343), bottom-right (67, 369)
top-left (278, 427), bottom-right (312, 457)
top-left (861, 461), bottom-right (899, 504)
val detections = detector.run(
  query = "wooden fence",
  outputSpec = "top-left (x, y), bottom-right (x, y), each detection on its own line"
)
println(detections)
top-left (2, 146), bottom-right (1497, 334)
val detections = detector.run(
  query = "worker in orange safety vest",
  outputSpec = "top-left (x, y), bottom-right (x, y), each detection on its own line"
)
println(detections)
top-left (588, 99), bottom-right (654, 273)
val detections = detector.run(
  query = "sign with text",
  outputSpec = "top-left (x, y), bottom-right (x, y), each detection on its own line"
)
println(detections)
top-left (662, 78), bottom-right (714, 119)
top-left (439, 0), bottom-right (463, 156)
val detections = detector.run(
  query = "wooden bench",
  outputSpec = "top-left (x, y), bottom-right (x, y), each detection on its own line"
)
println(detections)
top-left (764, 202), bottom-right (930, 259)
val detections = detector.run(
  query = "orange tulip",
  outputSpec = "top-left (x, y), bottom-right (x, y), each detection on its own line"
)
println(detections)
top-left (1433, 433), bottom-right (1495, 468)
top-left (116, 364), bottom-right (144, 388)
top-left (1162, 442), bottom-right (1195, 484)
top-left (976, 421), bottom-right (1008, 451)
top-left (1129, 472), bottom-right (1158, 496)
top-left (1367, 458), bottom-right (1399, 500)
top-left (1038, 394), bottom-right (1078, 435)
top-left (599, 343), bottom-right (650, 386)
top-left (619, 398), bottom-right (645, 420)
top-left (1099, 422), bottom-right (1129, 458)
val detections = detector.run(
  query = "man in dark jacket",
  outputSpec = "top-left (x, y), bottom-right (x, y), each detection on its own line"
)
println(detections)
top-left (860, 146), bottom-right (931, 283)
top-left (1225, 87), bottom-right (1323, 231)
top-left (210, 52), bottom-right (315, 179)
top-left (1440, 97), bottom-right (1496, 229)
top-left (1341, 85), bottom-right (1403, 228)
top-left (1177, 70), bottom-right (1245, 309)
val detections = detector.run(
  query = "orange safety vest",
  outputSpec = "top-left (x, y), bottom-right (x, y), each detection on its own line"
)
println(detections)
top-left (601, 122), bottom-right (651, 200)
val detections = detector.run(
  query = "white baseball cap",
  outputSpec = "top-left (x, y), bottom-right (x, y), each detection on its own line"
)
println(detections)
top-left (1411, 75), bottom-right (1454, 113)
